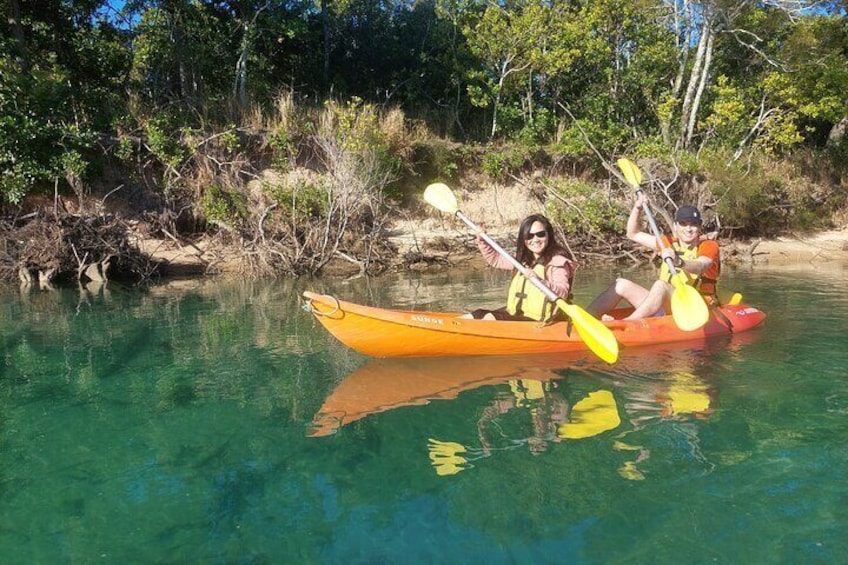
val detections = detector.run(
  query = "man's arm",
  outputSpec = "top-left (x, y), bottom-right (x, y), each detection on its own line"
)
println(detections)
top-left (626, 194), bottom-right (660, 249)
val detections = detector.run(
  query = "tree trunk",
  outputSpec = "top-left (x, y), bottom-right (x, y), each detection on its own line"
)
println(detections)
top-left (827, 117), bottom-right (848, 147)
top-left (234, 21), bottom-right (250, 108)
top-left (168, 9), bottom-right (192, 105)
top-left (684, 26), bottom-right (714, 147)
top-left (662, 0), bottom-right (692, 146)
top-left (7, 0), bottom-right (28, 72)
top-left (677, 16), bottom-right (711, 150)
top-left (233, 4), bottom-right (268, 109)
top-left (491, 62), bottom-right (508, 138)
top-left (322, 0), bottom-right (331, 91)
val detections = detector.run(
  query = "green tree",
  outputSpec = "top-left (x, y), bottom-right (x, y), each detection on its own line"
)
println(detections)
top-left (463, 2), bottom-right (546, 138)
top-left (1, 0), bottom-right (129, 204)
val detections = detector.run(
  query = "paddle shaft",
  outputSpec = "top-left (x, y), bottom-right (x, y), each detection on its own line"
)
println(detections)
top-left (636, 190), bottom-right (680, 276)
top-left (454, 211), bottom-right (560, 303)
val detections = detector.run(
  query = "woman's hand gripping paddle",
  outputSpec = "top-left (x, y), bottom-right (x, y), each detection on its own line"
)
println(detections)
top-left (616, 159), bottom-right (710, 332)
top-left (423, 182), bottom-right (619, 364)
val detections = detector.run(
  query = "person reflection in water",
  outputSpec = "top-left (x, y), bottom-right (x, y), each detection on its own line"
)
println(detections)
top-left (476, 377), bottom-right (569, 456)
top-left (613, 370), bottom-right (716, 481)
top-left (465, 214), bottom-right (576, 322)
top-left (430, 379), bottom-right (624, 475)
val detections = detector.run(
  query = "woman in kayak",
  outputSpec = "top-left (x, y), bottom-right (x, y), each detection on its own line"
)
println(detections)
top-left (587, 194), bottom-right (720, 321)
top-left (467, 214), bottom-right (576, 321)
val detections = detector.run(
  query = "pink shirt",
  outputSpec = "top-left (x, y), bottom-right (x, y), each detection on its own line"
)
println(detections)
top-left (477, 239), bottom-right (576, 300)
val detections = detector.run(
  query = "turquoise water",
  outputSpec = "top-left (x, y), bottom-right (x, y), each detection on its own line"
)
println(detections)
top-left (1, 265), bottom-right (847, 563)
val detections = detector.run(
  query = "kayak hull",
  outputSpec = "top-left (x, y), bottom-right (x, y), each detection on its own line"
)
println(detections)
top-left (302, 291), bottom-right (766, 358)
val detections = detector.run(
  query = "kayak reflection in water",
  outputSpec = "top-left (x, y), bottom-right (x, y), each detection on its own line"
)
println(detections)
top-left (308, 347), bottom-right (729, 478)
top-left (464, 214), bottom-right (577, 322)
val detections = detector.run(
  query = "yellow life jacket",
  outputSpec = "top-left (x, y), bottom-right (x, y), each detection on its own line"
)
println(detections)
top-left (659, 241), bottom-right (699, 281)
top-left (509, 379), bottom-right (548, 406)
top-left (658, 240), bottom-right (718, 301)
top-left (506, 263), bottom-right (558, 321)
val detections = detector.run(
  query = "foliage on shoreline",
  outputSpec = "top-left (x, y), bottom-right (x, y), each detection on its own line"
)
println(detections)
top-left (1, 0), bottom-right (846, 282)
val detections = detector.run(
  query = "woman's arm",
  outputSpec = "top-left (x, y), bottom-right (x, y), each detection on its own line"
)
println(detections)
top-left (477, 236), bottom-right (514, 270)
top-left (544, 255), bottom-right (574, 299)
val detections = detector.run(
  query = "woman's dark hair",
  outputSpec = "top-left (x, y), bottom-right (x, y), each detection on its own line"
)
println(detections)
top-left (515, 214), bottom-right (572, 266)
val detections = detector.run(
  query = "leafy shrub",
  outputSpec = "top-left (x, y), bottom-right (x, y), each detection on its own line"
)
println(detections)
top-left (219, 128), bottom-right (240, 153)
top-left (319, 97), bottom-right (402, 200)
top-left (481, 148), bottom-right (525, 180)
top-left (0, 72), bottom-right (95, 204)
top-left (632, 136), bottom-right (667, 159)
top-left (115, 137), bottom-right (134, 162)
top-left (145, 115), bottom-right (186, 170)
top-left (496, 103), bottom-right (556, 144)
top-left (544, 179), bottom-right (620, 237)
top-left (553, 123), bottom-right (591, 157)
top-left (263, 179), bottom-right (327, 223)
top-left (268, 129), bottom-right (292, 171)
top-left (701, 151), bottom-right (828, 235)
top-left (201, 184), bottom-right (247, 226)
top-left (429, 141), bottom-right (460, 180)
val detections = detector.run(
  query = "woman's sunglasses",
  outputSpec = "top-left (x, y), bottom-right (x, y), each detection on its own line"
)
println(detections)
top-left (527, 230), bottom-right (547, 240)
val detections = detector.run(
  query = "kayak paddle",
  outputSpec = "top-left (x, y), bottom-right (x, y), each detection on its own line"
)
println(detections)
top-left (423, 182), bottom-right (619, 364)
top-left (616, 158), bottom-right (710, 331)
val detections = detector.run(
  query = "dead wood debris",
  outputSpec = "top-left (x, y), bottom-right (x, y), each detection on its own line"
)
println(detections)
top-left (0, 210), bottom-right (157, 285)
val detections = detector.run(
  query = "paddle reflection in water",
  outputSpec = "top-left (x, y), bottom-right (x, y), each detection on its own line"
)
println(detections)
top-left (310, 331), bottom-right (761, 479)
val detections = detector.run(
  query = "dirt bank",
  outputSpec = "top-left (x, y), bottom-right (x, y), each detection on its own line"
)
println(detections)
top-left (138, 183), bottom-right (848, 276)
top-left (145, 217), bottom-right (848, 277)
top-left (382, 184), bottom-right (848, 271)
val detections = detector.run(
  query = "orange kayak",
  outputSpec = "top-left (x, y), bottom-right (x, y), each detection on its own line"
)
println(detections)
top-left (303, 291), bottom-right (766, 358)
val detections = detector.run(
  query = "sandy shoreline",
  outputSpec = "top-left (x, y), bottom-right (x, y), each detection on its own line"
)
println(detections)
top-left (138, 224), bottom-right (848, 278)
top-left (721, 229), bottom-right (848, 266)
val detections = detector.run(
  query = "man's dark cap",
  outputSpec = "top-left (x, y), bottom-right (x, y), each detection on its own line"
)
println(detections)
top-left (675, 205), bottom-right (702, 224)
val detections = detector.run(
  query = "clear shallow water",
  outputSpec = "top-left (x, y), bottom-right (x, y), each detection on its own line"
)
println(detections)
top-left (1, 266), bottom-right (847, 563)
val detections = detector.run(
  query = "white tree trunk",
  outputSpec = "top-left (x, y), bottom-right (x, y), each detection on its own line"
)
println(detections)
top-left (677, 16), bottom-right (711, 149)
top-left (663, 0), bottom-right (692, 145)
top-left (685, 26), bottom-right (714, 147)
top-left (234, 21), bottom-right (250, 107)
top-left (233, 4), bottom-right (269, 108)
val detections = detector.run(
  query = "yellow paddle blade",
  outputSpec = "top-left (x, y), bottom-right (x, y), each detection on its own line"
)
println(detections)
top-left (669, 275), bottom-right (710, 331)
top-left (429, 453), bottom-right (467, 465)
top-left (617, 158), bottom-right (642, 187)
top-left (427, 438), bottom-right (466, 454)
top-left (665, 372), bottom-right (711, 416)
top-left (423, 183), bottom-right (459, 215)
top-left (433, 461), bottom-right (467, 476)
top-left (557, 390), bottom-right (621, 439)
top-left (728, 292), bottom-right (743, 305)
top-left (557, 300), bottom-right (619, 364)
top-left (427, 438), bottom-right (470, 476)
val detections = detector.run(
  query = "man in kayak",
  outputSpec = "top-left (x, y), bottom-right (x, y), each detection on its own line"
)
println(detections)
top-left (467, 214), bottom-right (576, 321)
top-left (587, 194), bottom-right (720, 320)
